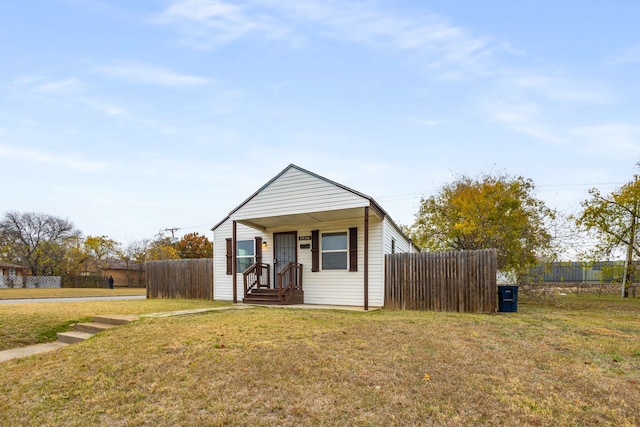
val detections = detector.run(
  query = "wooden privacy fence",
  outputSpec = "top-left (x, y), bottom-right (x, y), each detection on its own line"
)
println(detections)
top-left (145, 259), bottom-right (213, 299)
top-left (385, 249), bottom-right (497, 313)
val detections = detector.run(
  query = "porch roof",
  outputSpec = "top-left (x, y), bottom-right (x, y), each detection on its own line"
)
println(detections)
top-left (236, 206), bottom-right (383, 231)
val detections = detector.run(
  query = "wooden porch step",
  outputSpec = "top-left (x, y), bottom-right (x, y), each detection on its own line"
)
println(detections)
top-left (243, 289), bottom-right (304, 305)
top-left (248, 289), bottom-right (280, 295)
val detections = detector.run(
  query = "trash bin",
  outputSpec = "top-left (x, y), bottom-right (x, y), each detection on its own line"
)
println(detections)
top-left (497, 285), bottom-right (518, 312)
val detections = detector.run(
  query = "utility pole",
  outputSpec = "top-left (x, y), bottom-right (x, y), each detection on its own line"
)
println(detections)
top-left (164, 228), bottom-right (180, 244)
top-left (622, 175), bottom-right (639, 298)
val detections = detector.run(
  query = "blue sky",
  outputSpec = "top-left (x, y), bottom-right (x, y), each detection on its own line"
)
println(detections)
top-left (1, 0), bottom-right (639, 248)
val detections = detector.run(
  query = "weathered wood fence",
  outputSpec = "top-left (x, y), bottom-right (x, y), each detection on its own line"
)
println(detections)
top-left (145, 259), bottom-right (213, 299)
top-left (385, 249), bottom-right (497, 313)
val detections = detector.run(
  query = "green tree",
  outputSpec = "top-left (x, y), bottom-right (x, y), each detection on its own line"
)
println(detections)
top-left (175, 232), bottom-right (213, 259)
top-left (0, 211), bottom-right (80, 275)
top-left (83, 235), bottom-right (122, 268)
top-left (130, 234), bottom-right (180, 262)
top-left (146, 238), bottom-right (179, 261)
top-left (409, 173), bottom-right (556, 282)
top-left (576, 169), bottom-right (640, 296)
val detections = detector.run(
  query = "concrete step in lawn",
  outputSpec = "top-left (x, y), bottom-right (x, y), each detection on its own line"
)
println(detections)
top-left (56, 315), bottom-right (138, 345)
top-left (76, 321), bottom-right (117, 334)
top-left (57, 330), bottom-right (95, 344)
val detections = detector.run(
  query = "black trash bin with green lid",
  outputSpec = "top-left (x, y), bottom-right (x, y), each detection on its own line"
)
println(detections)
top-left (497, 285), bottom-right (518, 312)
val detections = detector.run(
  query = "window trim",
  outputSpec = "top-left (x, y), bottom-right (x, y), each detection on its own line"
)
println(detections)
top-left (236, 239), bottom-right (255, 273)
top-left (321, 231), bottom-right (348, 270)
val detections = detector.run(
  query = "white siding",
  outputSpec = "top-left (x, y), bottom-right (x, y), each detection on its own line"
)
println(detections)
top-left (212, 165), bottom-right (412, 307)
top-left (383, 219), bottom-right (411, 255)
top-left (233, 167), bottom-right (368, 220)
top-left (213, 216), bottom-right (385, 307)
top-left (213, 221), bottom-right (269, 301)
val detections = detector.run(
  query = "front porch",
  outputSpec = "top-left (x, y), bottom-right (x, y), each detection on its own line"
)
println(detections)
top-left (242, 262), bottom-right (304, 305)
top-left (230, 205), bottom-right (377, 309)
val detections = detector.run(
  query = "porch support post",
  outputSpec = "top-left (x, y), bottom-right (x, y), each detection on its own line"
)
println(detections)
top-left (364, 206), bottom-right (369, 311)
top-left (232, 220), bottom-right (237, 304)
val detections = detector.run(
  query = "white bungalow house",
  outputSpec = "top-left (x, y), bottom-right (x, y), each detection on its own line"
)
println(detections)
top-left (211, 164), bottom-right (416, 310)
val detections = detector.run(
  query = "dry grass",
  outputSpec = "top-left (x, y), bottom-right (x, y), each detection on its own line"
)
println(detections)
top-left (0, 299), bottom-right (229, 350)
top-left (0, 288), bottom-right (146, 299)
top-left (1, 294), bottom-right (639, 426)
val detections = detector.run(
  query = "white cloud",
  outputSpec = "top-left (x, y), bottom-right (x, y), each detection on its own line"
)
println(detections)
top-left (0, 143), bottom-right (106, 172)
top-left (84, 100), bottom-right (127, 117)
top-left (606, 44), bottom-right (640, 67)
top-left (509, 73), bottom-right (612, 104)
top-left (155, 0), bottom-right (294, 47)
top-left (96, 63), bottom-right (213, 85)
top-left (157, 0), bottom-right (506, 71)
top-left (489, 102), bottom-right (566, 145)
top-left (31, 78), bottom-right (84, 94)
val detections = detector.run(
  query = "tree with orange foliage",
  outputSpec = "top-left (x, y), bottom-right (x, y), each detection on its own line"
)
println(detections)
top-left (175, 232), bottom-right (213, 259)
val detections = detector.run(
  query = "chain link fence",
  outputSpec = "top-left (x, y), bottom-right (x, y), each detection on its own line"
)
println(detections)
top-left (0, 276), bottom-right (62, 288)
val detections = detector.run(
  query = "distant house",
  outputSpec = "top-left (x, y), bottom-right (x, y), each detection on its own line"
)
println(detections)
top-left (0, 262), bottom-right (29, 288)
top-left (103, 259), bottom-right (145, 287)
top-left (212, 164), bottom-right (416, 309)
top-left (76, 258), bottom-right (144, 287)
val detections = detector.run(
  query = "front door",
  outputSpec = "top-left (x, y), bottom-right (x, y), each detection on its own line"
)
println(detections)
top-left (274, 232), bottom-right (297, 284)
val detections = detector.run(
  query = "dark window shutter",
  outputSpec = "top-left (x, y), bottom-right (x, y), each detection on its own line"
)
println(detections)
top-left (255, 237), bottom-right (262, 265)
top-left (226, 238), bottom-right (233, 275)
top-left (311, 230), bottom-right (319, 272)
top-left (349, 227), bottom-right (358, 272)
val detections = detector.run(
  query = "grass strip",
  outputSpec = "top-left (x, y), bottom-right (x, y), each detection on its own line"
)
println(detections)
top-left (0, 288), bottom-right (146, 300)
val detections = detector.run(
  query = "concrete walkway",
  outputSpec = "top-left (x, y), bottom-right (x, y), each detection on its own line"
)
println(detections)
top-left (0, 342), bottom-right (69, 363)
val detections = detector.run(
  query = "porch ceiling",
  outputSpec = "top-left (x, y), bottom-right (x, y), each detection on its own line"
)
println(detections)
top-left (236, 207), bottom-right (380, 230)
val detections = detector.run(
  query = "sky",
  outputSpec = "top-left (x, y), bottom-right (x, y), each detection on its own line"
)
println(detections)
top-left (1, 0), bottom-right (639, 250)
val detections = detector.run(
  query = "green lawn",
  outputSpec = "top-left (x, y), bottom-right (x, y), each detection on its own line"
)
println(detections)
top-left (0, 298), bottom-right (229, 350)
top-left (0, 287), bottom-right (147, 299)
top-left (1, 294), bottom-right (639, 426)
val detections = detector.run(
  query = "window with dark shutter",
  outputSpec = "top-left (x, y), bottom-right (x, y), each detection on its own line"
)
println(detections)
top-left (311, 230), bottom-right (319, 272)
top-left (225, 238), bottom-right (233, 275)
top-left (349, 227), bottom-right (358, 271)
top-left (322, 232), bottom-right (348, 270)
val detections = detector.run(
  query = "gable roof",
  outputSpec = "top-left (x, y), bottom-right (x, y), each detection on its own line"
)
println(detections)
top-left (211, 164), bottom-right (414, 246)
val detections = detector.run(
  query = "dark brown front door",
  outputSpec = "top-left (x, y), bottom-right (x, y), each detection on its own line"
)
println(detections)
top-left (274, 232), bottom-right (297, 283)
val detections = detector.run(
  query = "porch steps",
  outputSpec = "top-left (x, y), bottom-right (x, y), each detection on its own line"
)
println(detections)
top-left (243, 289), bottom-right (304, 305)
top-left (56, 315), bottom-right (137, 344)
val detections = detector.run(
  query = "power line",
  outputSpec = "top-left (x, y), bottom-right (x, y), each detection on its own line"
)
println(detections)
top-left (373, 181), bottom-right (627, 202)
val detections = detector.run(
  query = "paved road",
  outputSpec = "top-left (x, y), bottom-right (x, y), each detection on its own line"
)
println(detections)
top-left (0, 295), bottom-right (147, 304)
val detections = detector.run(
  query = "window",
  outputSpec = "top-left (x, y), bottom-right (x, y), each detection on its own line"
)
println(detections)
top-left (391, 238), bottom-right (396, 254)
top-left (236, 240), bottom-right (255, 273)
top-left (322, 232), bottom-right (348, 270)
